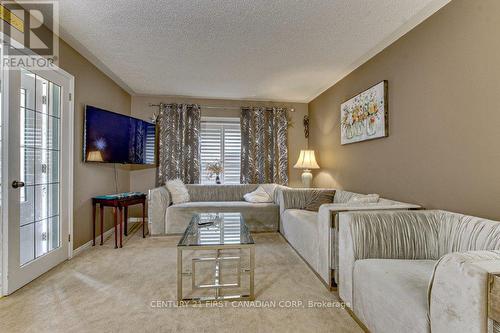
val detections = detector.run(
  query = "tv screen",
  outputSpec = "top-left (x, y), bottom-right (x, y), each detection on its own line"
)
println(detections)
top-left (83, 105), bottom-right (156, 164)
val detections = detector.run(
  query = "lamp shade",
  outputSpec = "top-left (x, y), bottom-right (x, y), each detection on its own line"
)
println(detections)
top-left (87, 150), bottom-right (104, 162)
top-left (293, 150), bottom-right (320, 169)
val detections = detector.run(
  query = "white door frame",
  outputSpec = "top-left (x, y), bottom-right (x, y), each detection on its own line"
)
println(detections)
top-left (1, 42), bottom-right (74, 295)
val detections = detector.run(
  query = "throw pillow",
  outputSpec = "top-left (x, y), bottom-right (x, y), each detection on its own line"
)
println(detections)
top-left (165, 179), bottom-right (190, 204)
top-left (348, 193), bottom-right (380, 204)
top-left (282, 189), bottom-right (336, 211)
top-left (260, 184), bottom-right (278, 200)
top-left (244, 186), bottom-right (273, 203)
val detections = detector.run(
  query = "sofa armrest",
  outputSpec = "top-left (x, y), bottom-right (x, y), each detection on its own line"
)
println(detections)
top-left (148, 186), bottom-right (171, 235)
top-left (273, 185), bottom-right (290, 218)
top-left (338, 210), bottom-right (438, 306)
top-left (429, 250), bottom-right (500, 333)
top-left (317, 203), bottom-right (422, 287)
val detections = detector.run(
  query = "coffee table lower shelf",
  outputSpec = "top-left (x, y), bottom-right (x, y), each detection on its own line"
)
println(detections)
top-left (177, 244), bottom-right (255, 303)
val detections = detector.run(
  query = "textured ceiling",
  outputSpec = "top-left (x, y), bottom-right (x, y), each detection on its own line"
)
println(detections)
top-left (57, 0), bottom-right (450, 102)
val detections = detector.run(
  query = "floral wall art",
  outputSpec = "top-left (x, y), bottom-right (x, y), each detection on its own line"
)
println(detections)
top-left (340, 80), bottom-right (388, 144)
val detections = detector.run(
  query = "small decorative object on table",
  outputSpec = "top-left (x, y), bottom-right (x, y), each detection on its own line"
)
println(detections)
top-left (92, 192), bottom-right (147, 248)
top-left (206, 160), bottom-right (223, 184)
top-left (196, 213), bottom-right (220, 226)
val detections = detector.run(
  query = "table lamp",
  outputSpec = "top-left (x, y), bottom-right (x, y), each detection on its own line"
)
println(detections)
top-left (293, 150), bottom-right (320, 188)
top-left (87, 150), bottom-right (104, 162)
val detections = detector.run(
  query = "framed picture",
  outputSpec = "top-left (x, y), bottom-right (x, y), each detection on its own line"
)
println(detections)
top-left (340, 80), bottom-right (388, 145)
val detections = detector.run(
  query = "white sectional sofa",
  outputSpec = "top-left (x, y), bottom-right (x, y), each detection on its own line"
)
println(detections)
top-left (338, 210), bottom-right (500, 333)
top-left (148, 184), bottom-right (282, 235)
top-left (148, 184), bottom-right (420, 289)
top-left (275, 187), bottom-right (420, 288)
top-left (148, 184), bottom-right (500, 331)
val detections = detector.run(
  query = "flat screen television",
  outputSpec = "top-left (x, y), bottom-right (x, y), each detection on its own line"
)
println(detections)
top-left (83, 105), bottom-right (156, 164)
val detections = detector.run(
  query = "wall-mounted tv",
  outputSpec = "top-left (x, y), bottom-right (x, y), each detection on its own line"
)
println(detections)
top-left (83, 105), bottom-right (156, 164)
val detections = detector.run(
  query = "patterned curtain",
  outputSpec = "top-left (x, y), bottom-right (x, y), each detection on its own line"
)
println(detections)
top-left (156, 104), bottom-right (201, 185)
top-left (240, 107), bottom-right (288, 185)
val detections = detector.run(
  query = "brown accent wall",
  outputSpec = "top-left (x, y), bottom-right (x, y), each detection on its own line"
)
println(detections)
top-left (308, 0), bottom-right (500, 220)
top-left (58, 40), bottom-right (132, 249)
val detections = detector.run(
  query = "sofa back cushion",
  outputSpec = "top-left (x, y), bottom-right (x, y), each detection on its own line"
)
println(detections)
top-left (437, 211), bottom-right (500, 256)
top-left (333, 190), bottom-right (359, 204)
top-left (185, 184), bottom-right (259, 202)
top-left (344, 210), bottom-right (441, 261)
top-left (348, 193), bottom-right (380, 204)
top-left (281, 189), bottom-right (335, 211)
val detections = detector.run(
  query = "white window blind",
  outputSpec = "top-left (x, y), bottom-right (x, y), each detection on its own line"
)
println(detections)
top-left (200, 119), bottom-right (241, 184)
top-left (144, 125), bottom-right (156, 164)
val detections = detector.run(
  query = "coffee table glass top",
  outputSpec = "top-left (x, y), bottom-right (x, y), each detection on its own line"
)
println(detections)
top-left (178, 213), bottom-right (254, 247)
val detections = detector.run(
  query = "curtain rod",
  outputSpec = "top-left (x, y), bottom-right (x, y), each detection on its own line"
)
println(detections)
top-left (148, 103), bottom-right (295, 112)
top-left (149, 103), bottom-right (239, 110)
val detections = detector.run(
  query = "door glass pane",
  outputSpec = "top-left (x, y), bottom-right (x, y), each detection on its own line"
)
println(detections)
top-left (20, 147), bottom-right (35, 185)
top-left (48, 216), bottom-right (59, 251)
top-left (20, 108), bottom-right (36, 147)
top-left (34, 184), bottom-right (59, 221)
top-left (49, 83), bottom-right (60, 118)
top-left (20, 69), bottom-right (35, 111)
top-left (35, 149), bottom-right (59, 184)
top-left (19, 186), bottom-right (34, 227)
top-left (35, 75), bottom-right (48, 114)
top-left (35, 219), bottom-right (48, 257)
top-left (48, 115), bottom-right (59, 149)
top-left (19, 70), bottom-right (61, 265)
top-left (20, 224), bottom-right (34, 266)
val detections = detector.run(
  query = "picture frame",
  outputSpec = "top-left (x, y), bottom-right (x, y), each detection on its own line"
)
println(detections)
top-left (340, 80), bottom-right (388, 145)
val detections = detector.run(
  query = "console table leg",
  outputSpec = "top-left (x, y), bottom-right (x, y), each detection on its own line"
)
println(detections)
top-left (142, 201), bottom-right (146, 238)
top-left (119, 207), bottom-right (123, 248)
top-left (113, 207), bottom-right (118, 249)
top-left (124, 207), bottom-right (128, 236)
top-left (100, 204), bottom-right (104, 245)
top-left (92, 201), bottom-right (96, 246)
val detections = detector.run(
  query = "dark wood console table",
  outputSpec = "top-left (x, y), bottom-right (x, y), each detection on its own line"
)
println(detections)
top-left (92, 192), bottom-right (147, 248)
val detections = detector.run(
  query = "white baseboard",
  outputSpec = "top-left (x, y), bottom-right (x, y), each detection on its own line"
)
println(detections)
top-left (72, 228), bottom-right (116, 257)
top-left (72, 218), bottom-right (149, 257)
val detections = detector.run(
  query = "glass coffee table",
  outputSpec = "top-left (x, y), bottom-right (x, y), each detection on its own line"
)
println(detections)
top-left (177, 212), bottom-right (255, 302)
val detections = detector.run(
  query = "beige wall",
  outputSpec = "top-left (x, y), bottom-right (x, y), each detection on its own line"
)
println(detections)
top-left (308, 0), bottom-right (500, 220)
top-left (58, 40), bottom-right (132, 249)
top-left (129, 95), bottom-right (308, 216)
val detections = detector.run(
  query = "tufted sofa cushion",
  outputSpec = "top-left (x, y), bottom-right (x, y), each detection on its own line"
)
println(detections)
top-left (186, 184), bottom-right (260, 201)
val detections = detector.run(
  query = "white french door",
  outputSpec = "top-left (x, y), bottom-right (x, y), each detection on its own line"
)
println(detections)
top-left (3, 65), bottom-right (73, 294)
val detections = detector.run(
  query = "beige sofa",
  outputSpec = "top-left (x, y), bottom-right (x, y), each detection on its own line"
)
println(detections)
top-left (338, 210), bottom-right (500, 333)
top-left (148, 184), bottom-right (281, 235)
top-left (275, 188), bottom-right (420, 288)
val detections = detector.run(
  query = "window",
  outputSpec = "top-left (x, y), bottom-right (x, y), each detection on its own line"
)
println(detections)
top-left (200, 118), bottom-right (241, 184)
top-left (144, 125), bottom-right (156, 164)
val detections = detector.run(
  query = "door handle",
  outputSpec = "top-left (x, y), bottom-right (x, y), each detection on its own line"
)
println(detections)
top-left (12, 180), bottom-right (25, 189)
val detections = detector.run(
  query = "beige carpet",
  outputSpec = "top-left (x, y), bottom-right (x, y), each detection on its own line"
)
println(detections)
top-left (0, 231), bottom-right (362, 333)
